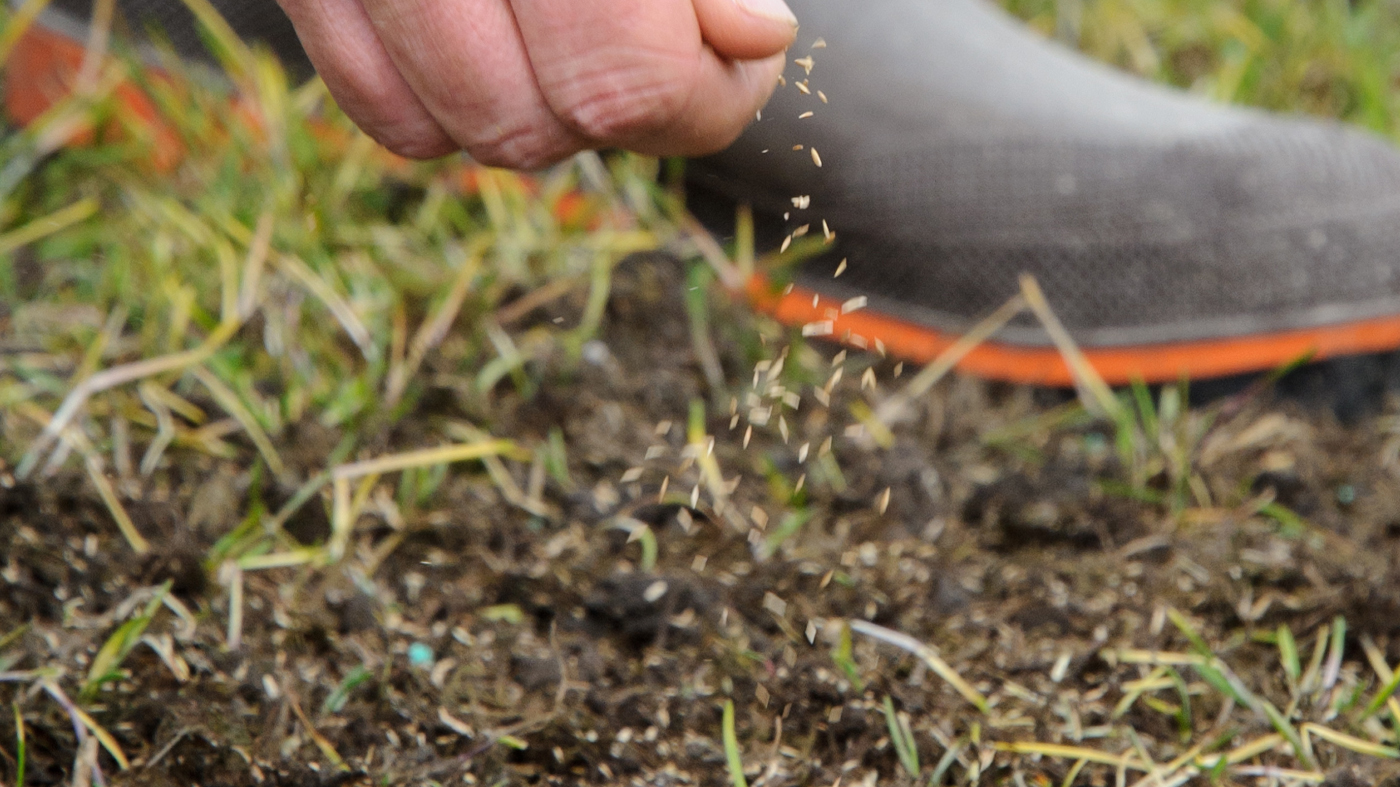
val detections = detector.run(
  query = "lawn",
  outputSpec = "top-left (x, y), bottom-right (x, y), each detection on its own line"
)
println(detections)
top-left (4, 0), bottom-right (1400, 784)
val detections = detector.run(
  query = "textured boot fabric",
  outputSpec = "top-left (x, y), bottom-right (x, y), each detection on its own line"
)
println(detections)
top-left (694, 0), bottom-right (1400, 349)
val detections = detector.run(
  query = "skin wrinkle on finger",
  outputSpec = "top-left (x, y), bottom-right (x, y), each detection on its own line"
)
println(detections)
top-left (511, 0), bottom-right (786, 156)
top-left (536, 40), bottom-right (702, 145)
top-left (637, 51), bottom-right (785, 155)
top-left (359, 0), bottom-right (583, 167)
top-left (277, 0), bottom-right (457, 158)
top-left (614, 45), bottom-right (784, 156)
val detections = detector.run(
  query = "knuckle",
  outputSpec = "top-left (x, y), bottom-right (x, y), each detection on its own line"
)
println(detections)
top-left (466, 123), bottom-right (574, 170)
top-left (377, 131), bottom-right (456, 160)
top-left (550, 51), bottom-right (692, 143)
top-left (363, 118), bottom-right (455, 160)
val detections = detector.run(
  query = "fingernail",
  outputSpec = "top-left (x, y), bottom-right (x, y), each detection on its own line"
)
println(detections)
top-left (737, 0), bottom-right (798, 25)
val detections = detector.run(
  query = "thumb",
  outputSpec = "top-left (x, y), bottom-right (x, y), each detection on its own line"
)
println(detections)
top-left (693, 0), bottom-right (799, 61)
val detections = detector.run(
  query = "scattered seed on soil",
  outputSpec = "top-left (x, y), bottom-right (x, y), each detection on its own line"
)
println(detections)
top-left (763, 592), bottom-right (788, 617)
top-left (799, 111), bottom-right (814, 119)
top-left (876, 487), bottom-right (892, 515)
top-left (643, 580), bottom-right (669, 603)
top-left (811, 147), bottom-right (823, 167)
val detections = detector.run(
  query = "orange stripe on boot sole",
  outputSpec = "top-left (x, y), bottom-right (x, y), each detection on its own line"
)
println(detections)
top-left (747, 277), bottom-right (1400, 386)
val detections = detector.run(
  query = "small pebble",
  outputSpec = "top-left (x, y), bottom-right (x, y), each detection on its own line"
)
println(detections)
top-left (408, 642), bottom-right (435, 668)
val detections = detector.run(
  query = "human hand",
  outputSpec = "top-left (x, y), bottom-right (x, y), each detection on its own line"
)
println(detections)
top-left (275, 0), bottom-right (798, 167)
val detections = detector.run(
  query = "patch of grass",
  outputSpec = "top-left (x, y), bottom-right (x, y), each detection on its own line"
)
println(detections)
top-left (882, 694), bottom-right (921, 778)
top-left (80, 581), bottom-right (170, 700)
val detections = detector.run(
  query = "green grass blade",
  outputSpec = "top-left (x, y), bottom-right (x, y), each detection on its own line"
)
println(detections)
top-left (883, 695), bottom-right (920, 777)
top-left (722, 699), bottom-right (747, 787)
top-left (12, 702), bottom-right (25, 787)
top-left (1278, 624), bottom-right (1301, 687)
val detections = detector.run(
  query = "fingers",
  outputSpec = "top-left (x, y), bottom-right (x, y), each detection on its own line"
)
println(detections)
top-left (509, 0), bottom-right (789, 156)
top-left (627, 53), bottom-right (787, 157)
top-left (692, 0), bottom-right (798, 61)
top-left (278, 0), bottom-right (796, 166)
top-left (355, 0), bottom-right (584, 168)
top-left (275, 0), bottom-right (456, 159)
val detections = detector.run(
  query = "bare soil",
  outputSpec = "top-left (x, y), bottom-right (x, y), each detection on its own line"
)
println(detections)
top-left (6, 252), bottom-right (1400, 786)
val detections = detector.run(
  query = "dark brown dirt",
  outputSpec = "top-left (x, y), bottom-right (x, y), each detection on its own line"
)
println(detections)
top-left (6, 253), bottom-right (1400, 786)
